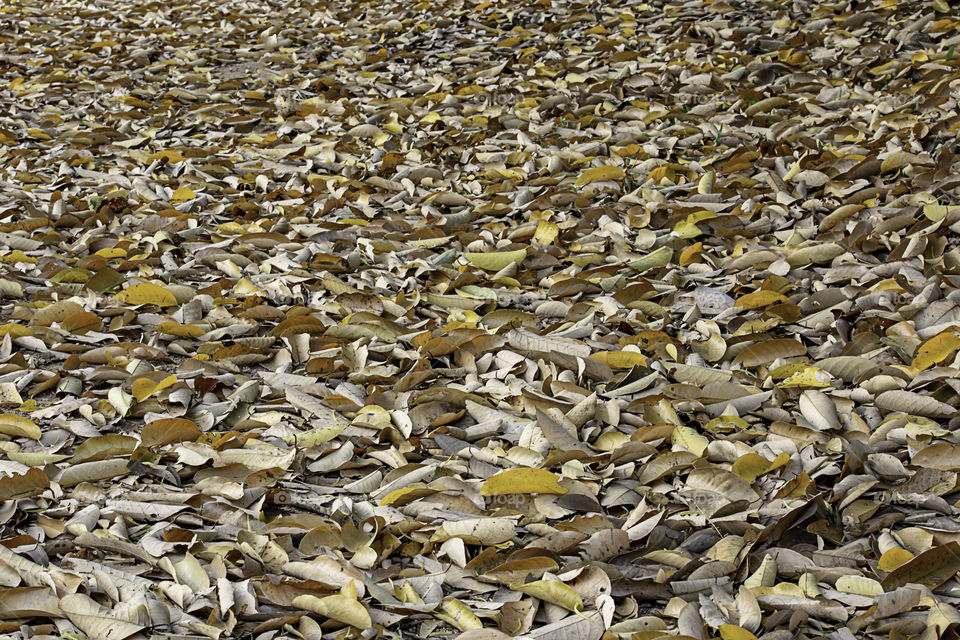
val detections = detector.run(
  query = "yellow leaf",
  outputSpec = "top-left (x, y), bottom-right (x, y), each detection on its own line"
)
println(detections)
top-left (744, 555), bottom-right (777, 589)
top-left (879, 547), bottom-right (914, 572)
top-left (768, 362), bottom-right (810, 380)
top-left (673, 220), bottom-right (702, 238)
top-left (465, 249), bottom-right (526, 271)
top-left (216, 222), bottom-right (246, 234)
top-left (49, 267), bottom-right (91, 284)
top-left (574, 165), bottom-right (626, 187)
top-left (672, 425), bottom-right (708, 456)
top-left (732, 453), bottom-right (771, 483)
top-left (383, 115), bottom-right (403, 135)
top-left (912, 331), bottom-right (960, 371)
top-left (132, 374), bottom-right (177, 403)
top-left (698, 170), bottom-right (716, 194)
top-left (923, 204), bottom-right (960, 222)
top-left (679, 242), bottom-right (703, 266)
top-left (686, 210), bottom-right (716, 224)
top-left (353, 405), bottom-right (392, 427)
top-left (437, 598), bottom-right (482, 632)
top-left (378, 484), bottom-right (438, 507)
top-left (394, 582), bottom-right (422, 604)
top-left (292, 591), bottom-right (371, 629)
top-left (94, 247), bottom-right (127, 259)
top-left (148, 150), bottom-right (185, 163)
top-left (157, 321), bottom-right (205, 338)
top-left (510, 580), bottom-right (583, 612)
top-left (235, 277), bottom-right (267, 297)
top-left (115, 283), bottom-right (178, 307)
top-left (443, 321), bottom-right (477, 332)
top-left (0, 414), bottom-right (42, 439)
top-left (0, 250), bottom-right (37, 265)
top-left (171, 186), bottom-right (196, 202)
top-left (836, 575), bottom-right (883, 596)
top-left (648, 165), bottom-right (675, 183)
top-left (589, 350), bottom-right (647, 368)
top-left (644, 549), bottom-right (692, 568)
top-left (779, 366), bottom-right (833, 388)
top-left (594, 431), bottom-right (630, 451)
top-left (732, 452), bottom-right (790, 483)
top-left (872, 278), bottom-right (904, 293)
top-left (628, 246), bottom-right (672, 272)
top-left (534, 220), bottom-right (559, 245)
top-left (0, 324), bottom-right (32, 338)
top-left (751, 582), bottom-right (804, 598)
top-left (719, 625), bottom-right (758, 640)
top-left (869, 61), bottom-right (898, 75)
top-left (282, 424), bottom-right (347, 448)
top-left (735, 290), bottom-right (787, 310)
top-left (340, 581), bottom-right (357, 600)
top-left (480, 468), bottom-right (568, 496)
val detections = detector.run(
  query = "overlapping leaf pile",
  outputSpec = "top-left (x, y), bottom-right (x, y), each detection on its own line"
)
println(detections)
top-left (0, 0), bottom-right (960, 638)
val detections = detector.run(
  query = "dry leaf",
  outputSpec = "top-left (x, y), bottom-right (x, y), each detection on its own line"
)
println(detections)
top-left (481, 468), bottom-right (568, 495)
top-left (0, 1), bottom-right (956, 638)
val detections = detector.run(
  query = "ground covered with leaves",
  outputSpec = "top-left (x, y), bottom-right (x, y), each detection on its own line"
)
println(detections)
top-left (0, 0), bottom-right (959, 638)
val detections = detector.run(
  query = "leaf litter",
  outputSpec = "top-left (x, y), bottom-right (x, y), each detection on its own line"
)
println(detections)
top-left (0, 0), bottom-right (959, 638)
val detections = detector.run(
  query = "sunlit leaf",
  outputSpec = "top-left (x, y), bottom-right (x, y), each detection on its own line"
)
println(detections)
top-left (912, 331), bottom-right (960, 371)
top-left (114, 283), bottom-right (178, 307)
top-left (464, 249), bottom-right (527, 271)
top-left (132, 374), bottom-right (177, 403)
top-left (0, 414), bottom-right (41, 439)
top-left (510, 580), bottom-right (583, 613)
top-left (480, 468), bottom-right (567, 495)
top-left (574, 165), bottom-right (625, 187)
